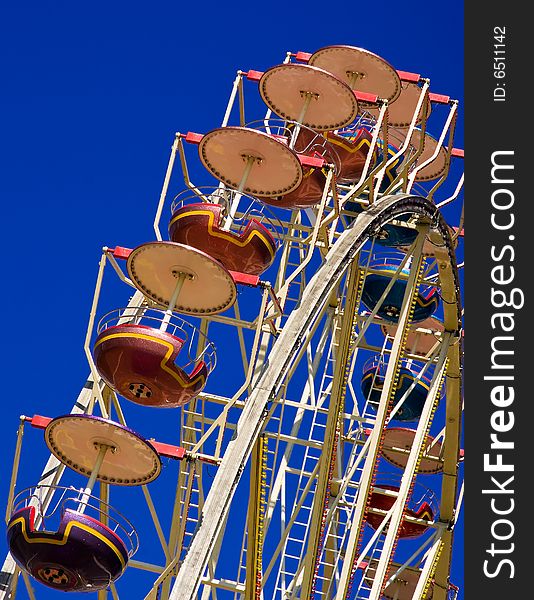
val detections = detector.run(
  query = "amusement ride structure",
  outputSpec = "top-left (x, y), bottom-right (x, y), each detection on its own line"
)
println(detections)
top-left (2, 44), bottom-right (464, 599)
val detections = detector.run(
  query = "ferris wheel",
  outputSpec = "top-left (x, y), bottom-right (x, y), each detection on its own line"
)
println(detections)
top-left (2, 44), bottom-right (464, 600)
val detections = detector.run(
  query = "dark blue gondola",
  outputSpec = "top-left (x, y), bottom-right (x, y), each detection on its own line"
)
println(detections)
top-left (360, 254), bottom-right (440, 323)
top-left (361, 355), bottom-right (436, 422)
top-left (374, 214), bottom-right (419, 248)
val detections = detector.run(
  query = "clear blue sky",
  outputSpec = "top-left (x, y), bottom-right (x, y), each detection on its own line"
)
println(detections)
top-left (1, 1), bottom-right (464, 598)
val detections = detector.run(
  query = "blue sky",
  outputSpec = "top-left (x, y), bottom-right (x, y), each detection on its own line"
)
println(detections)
top-left (1, 2), bottom-right (464, 598)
